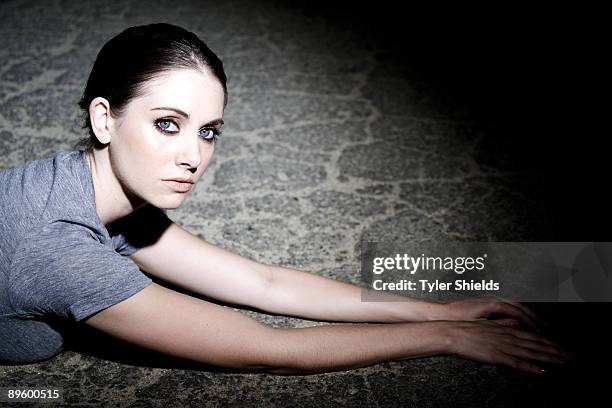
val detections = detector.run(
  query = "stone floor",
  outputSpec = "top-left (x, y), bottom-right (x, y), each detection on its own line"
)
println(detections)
top-left (0, 0), bottom-right (608, 406)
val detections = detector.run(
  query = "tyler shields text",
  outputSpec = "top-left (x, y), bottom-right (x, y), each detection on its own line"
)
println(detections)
top-left (372, 279), bottom-right (500, 292)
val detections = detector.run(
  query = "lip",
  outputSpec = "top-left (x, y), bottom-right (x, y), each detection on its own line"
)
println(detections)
top-left (163, 178), bottom-right (194, 184)
top-left (162, 179), bottom-right (194, 193)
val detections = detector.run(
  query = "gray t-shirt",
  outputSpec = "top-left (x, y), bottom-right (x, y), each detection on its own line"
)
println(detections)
top-left (0, 150), bottom-right (172, 364)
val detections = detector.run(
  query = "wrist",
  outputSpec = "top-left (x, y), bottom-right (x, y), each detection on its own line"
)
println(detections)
top-left (422, 300), bottom-right (453, 321)
top-left (388, 299), bottom-right (452, 322)
top-left (430, 321), bottom-right (457, 355)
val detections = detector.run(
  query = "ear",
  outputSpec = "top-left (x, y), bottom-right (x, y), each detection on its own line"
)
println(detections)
top-left (89, 97), bottom-right (117, 145)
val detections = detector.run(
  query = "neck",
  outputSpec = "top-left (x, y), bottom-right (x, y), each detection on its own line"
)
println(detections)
top-left (85, 149), bottom-right (146, 225)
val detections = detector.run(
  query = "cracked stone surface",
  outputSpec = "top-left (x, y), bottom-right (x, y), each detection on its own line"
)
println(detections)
top-left (0, 0), bottom-right (605, 407)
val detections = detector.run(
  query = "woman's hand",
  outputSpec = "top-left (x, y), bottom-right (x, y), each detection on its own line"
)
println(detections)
top-left (444, 318), bottom-right (573, 374)
top-left (438, 296), bottom-right (543, 332)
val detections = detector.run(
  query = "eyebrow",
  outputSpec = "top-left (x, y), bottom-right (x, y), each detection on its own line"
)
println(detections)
top-left (151, 107), bottom-right (224, 127)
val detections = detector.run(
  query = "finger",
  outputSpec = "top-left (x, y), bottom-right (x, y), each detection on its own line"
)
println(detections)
top-left (496, 298), bottom-right (541, 323)
top-left (508, 335), bottom-right (574, 361)
top-left (490, 318), bottom-right (519, 328)
top-left (480, 319), bottom-right (562, 349)
top-left (503, 343), bottom-right (572, 365)
top-left (496, 352), bottom-right (548, 375)
top-left (505, 327), bottom-right (567, 351)
top-left (497, 298), bottom-right (543, 327)
top-left (494, 302), bottom-right (541, 332)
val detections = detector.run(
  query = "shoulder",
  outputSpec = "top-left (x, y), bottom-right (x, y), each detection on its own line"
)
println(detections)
top-left (0, 150), bottom-right (86, 223)
top-left (0, 150), bottom-right (76, 185)
top-left (9, 221), bottom-right (110, 280)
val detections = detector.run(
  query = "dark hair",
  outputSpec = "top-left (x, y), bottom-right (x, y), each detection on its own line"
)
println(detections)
top-left (74, 23), bottom-right (227, 152)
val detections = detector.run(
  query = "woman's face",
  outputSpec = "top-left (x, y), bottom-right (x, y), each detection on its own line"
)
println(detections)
top-left (108, 68), bottom-right (225, 210)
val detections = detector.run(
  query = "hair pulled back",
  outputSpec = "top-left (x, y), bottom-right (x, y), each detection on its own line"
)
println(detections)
top-left (75, 23), bottom-right (227, 152)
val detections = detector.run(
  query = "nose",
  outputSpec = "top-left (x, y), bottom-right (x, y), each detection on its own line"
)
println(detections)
top-left (176, 133), bottom-right (204, 171)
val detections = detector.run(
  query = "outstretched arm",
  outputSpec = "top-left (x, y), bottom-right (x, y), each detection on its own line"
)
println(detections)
top-left (129, 221), bottom-right (542, 329)
top-left (266, 265), bottom-right (543, 329)
top-left (83, 282), bottom-right (571, 375)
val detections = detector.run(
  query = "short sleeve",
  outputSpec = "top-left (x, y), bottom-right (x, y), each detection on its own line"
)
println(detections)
top-left (108, 204), bottom-right (173, 256)
top-left (9, 222), bottom-right (153, 322)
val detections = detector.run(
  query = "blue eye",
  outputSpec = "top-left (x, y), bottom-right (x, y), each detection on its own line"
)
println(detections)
top-left (200, 128), bottom-right (221, 142)
top-left (155, 119), bottom-right (179, 133)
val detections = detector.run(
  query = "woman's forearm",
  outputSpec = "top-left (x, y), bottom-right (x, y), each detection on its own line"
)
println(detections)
top-left (262, 318), bottom-right (570, 376)
top-left (264, 321), bottom-right (450, 375)
top-left (263, 265), bottom-right (449, 323)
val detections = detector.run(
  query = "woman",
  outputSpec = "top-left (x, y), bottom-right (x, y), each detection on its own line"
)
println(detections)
top-left (0, 23), bottom-right (572, 374)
